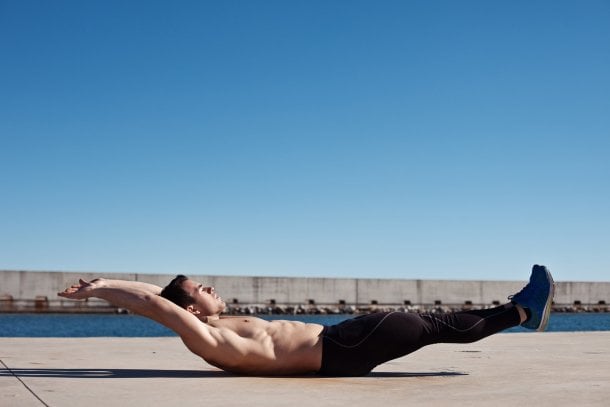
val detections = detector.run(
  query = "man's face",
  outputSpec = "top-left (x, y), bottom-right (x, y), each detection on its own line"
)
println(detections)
top-left (181, 279), bottom-right (226, 316)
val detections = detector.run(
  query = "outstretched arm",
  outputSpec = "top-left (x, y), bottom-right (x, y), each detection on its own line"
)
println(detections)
top-left (58, 279), bottom-right (213, 353)
top-left (85, 278), bottom-right (163, 295)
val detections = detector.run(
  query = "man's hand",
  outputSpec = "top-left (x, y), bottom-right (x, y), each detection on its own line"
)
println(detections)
top-left (58, 278), bottom-right (105, 300)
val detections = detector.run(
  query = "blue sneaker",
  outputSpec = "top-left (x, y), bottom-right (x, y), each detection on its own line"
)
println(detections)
top-left (509, 265), bottom-right (555, 331)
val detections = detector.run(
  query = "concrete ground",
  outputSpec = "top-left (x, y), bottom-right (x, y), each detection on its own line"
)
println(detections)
top-left (1, 332), bottom-right (609, 407)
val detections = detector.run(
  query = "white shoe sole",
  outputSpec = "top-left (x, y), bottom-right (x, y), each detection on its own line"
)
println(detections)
top-left (537, 269), bottom-right (555, 332)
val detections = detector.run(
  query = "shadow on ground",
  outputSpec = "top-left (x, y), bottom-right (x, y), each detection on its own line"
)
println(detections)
top-left (0, 368), bottom-right (467, 379)
top-left (0, 368), bottom-right (232, 378)
top-left (369, 371), bottom-right (467, 377)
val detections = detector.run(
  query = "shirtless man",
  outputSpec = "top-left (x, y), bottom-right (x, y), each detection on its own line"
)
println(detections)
top-left (58, 265), bottom-right (554, 376)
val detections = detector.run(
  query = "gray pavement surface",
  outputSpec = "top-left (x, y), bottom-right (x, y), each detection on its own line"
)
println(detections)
top-left (1, 332), bottom-right (609, 407)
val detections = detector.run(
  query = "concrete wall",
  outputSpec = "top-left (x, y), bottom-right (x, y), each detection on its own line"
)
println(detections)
top-left (1, 270), bottom-right (609, 306)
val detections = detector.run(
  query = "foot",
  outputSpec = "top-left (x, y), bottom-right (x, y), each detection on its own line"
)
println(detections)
top-left (508, 265), bottom-right (555, 331)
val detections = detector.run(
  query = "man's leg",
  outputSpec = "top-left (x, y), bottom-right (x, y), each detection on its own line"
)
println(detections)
top-left (319, 304), bottom-right (523, 376)
top-left (415, 303), bottom-right (523, 345)
top-left (318, 265), bottom-right (554, 376)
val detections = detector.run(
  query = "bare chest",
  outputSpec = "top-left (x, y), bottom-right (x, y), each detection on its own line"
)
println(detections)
top-left (208, 316), bottom-right (271, 338)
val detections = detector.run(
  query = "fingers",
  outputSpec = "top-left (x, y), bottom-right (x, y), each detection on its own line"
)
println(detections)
top-left (57, 279), bottom-right (90, 298)
top-left (58, 287), bottom-right (78, 296)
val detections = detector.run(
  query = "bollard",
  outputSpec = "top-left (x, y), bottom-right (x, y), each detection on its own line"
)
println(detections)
top-left (35, 295), bottom-right (49, 311)
top-left (0, 294), bottom-right (14, 312)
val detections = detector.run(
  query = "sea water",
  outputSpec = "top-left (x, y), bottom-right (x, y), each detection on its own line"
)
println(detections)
top-left (1, 313), bottom-right (609, 337)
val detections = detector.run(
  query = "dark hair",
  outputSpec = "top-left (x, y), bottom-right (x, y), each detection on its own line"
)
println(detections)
top-left (160, 275), bottom-right (195, 309)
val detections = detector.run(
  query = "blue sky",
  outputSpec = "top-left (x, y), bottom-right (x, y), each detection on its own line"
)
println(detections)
top-left (1, 0), bottom-right (609, 282)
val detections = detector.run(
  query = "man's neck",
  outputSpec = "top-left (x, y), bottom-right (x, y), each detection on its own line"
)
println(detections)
top-left (198, 314), bottom-right (220, 323)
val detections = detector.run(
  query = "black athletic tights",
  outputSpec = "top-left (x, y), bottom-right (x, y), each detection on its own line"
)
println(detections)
top-left (318, 304), bottom-right (521, 376)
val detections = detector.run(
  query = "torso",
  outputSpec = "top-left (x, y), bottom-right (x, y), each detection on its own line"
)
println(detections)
top-left (204, 316), bottom-right (324, 375)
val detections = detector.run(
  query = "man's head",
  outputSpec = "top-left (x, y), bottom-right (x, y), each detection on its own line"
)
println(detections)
top-left (161, 275), bottom-right (226, 319)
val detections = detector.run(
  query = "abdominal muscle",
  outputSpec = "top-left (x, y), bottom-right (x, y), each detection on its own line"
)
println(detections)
top-left (206, 317), bottom-right (324, 375)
